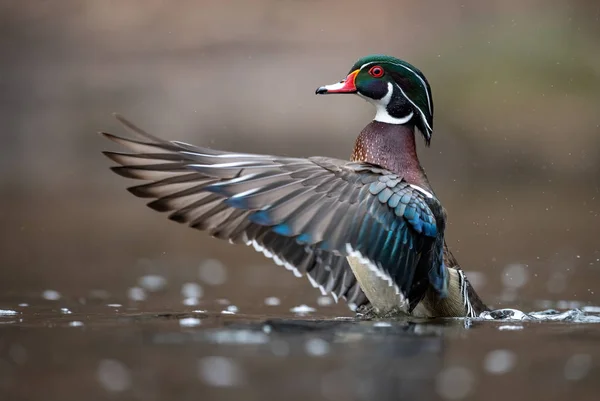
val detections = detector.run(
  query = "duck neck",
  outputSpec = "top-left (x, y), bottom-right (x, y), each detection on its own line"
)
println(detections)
top-left (351, 121), bottom-right (431, 191)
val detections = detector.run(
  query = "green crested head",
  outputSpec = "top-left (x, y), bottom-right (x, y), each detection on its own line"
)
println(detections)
top-left (316, 54), bottom-right (434, 145)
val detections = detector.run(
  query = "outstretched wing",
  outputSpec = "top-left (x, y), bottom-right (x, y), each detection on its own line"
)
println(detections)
top-left (102, 115), bottom-right (446, 310)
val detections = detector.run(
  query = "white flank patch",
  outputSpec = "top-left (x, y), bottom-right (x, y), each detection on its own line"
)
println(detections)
top-left (458, 270), bottom-right (477, 318)
top-left (345, 243), bottom-right (408, 308)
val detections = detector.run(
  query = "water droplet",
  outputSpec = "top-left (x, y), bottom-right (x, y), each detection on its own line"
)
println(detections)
top-left (304, 338), bottom-right (330, 357)
top-left (483, 350), bottom-right (517, 374)
top-left (290, 304), bottom-right (315, 314)
top-left (183, 297), bottom-right (199, 306)
top-left (264, 296), bottom-right (281, 306)
top-left (502, 264), bottom-right (528, 288)
top-left (436, 366), bottom-right (474, 400)
top-left (564, 354), bottom-right (592, 381)
top-left (107, 304), bottom-right (122, 308)
top-left (69, 321), bottom-right (84, 327)
top-left (42, 290), bottom-right (61, 301)
top-left (60, 308), bottom-right (72, 315)
top-left (0, 310), bottom-right (18, 316)
top-left (198, 356), bottom-right (244, 387)
top-left (138, 275), bottom-right (167, 292)
top-left (181, 282), bottom-right (203, 299)
top-left (97, 359), bottom-right (131, 392)
top-left (198, 259), bottom-right (227, 286)
top-left (127, 287), bottom-right (146, 302)
top-left (317, 296), bottom-right (333, 306)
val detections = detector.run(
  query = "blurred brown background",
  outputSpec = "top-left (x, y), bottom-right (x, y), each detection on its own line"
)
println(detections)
top-left (1, 0), bottom-right (599, 312)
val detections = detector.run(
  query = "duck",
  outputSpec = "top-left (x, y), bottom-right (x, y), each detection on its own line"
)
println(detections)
top-left (102, 54), bottom-right (489, 318)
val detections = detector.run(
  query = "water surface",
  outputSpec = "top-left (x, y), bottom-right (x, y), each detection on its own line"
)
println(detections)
top-left (1, 297), bottom-right (599, 401)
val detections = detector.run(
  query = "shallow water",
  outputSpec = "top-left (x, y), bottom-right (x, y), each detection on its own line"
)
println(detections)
top-left (1, 297), bottom-right (599, 401)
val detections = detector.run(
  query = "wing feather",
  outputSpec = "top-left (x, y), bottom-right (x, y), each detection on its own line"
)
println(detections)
top-left (102, 115), bottom-right (446, 309)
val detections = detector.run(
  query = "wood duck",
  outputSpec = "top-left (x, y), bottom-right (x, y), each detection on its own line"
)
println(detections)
top-left (102, 54), bottom-right (488, 318)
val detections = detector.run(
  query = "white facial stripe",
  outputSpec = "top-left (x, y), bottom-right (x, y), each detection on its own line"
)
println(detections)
top-left (386, 61), bottom-right (433, 116)
top-left (392, 81), bottom-right (433, 132)
top-left (361, 82), bottom-right (413, 125)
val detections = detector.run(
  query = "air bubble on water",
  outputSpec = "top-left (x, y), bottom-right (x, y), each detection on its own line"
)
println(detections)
top-left (42, 290), bottom-right (61, 301)
top-left (264, 296), bottom-right (281, 306)
top-left (69, 321), bottom-right (84, 327)
top-left (0, 310), bottom-right (18, 316)
top-left (373, 322), bottom-right (392, 328)
top-left (228, 305), bottom-right (239, 312)
top-left (483, 349), bottom-right (517, 374)
top-left (97, 359), bottom-right (131, 393)
top-left (198, 259), bottom-right (227, 286)
top-left (436, 366), bottom-right (474, 400)
top-left (179, 317), bottom-right (201, 328)
top-left (198, 356), bottom-right (244, 387)
top-left (107, 304), bottom-right (122, 308)
top-left (498, 325), bottom-right (523, 331)
top-left (18, 303), bottom-right (28, 307)
top-left (223, 305), bottom-right (238, 314)
top-left (60, 308), bottom-right (72, 315)
top-left (290, 304), bottom-right (316, 314)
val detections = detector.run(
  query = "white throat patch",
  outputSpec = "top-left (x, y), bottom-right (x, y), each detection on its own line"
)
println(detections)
top-left (360, 82), bottom-right (413, 125)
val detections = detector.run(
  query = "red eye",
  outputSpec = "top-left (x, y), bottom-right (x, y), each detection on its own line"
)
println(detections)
top-left (368, 65), bottom-right (384, 78)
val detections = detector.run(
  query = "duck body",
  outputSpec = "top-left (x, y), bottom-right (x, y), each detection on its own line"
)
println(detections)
top-left (102, 54), bottom-right (488, 318)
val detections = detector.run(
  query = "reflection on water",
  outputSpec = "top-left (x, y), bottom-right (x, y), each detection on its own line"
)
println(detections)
top-left (1, 296), bottom-right (599, 401)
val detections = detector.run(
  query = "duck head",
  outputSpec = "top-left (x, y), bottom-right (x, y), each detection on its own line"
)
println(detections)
top-left (316, 54), bottom-right (434, 145)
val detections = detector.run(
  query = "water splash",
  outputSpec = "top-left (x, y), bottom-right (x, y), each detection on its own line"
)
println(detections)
top-left (479, 308), bottom-right (600, 323)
